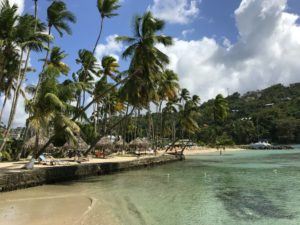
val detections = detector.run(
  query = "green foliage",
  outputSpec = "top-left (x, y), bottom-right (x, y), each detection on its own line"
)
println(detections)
top-left (198, 83), bottom-right (300, 144)
top-left (47, 0), bottom-right (76, 36)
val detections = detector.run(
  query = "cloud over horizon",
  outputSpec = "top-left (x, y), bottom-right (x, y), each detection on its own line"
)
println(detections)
top-left (158, 0), bottom-right (300, 100)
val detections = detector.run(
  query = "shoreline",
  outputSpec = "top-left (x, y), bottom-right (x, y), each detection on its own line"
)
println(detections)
top-left (0, 154), bottom-right (180, 193)
top-left (183, 147), bottom-right (244, 155)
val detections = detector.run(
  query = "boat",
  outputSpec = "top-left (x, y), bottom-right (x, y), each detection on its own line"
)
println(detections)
top-left (249, 141), bottom-right (272, 149)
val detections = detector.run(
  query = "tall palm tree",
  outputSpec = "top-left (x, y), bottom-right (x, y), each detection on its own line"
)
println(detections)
top-left (214, 94), bottom-right (229, 123)
top-left (93, 56), bottom-right (119, 134)
top-left (179, 88), bottom-right (191, 104)
top-left (100, 56), bottom-right (119, 81)
top-left (157, 69), bottom-right (179, 145)
top-left (93, 0), bottom-right (120, 54)
top-left (117, 11), bottom-right (173, 108)
top-left (34, 0), bottom-right (76, 100)
top-left (26, 68), bottom-right (80, 158)
top-left (0, 0), bottom-right (19, 124)
top-left (41, 46), bottom-right (70, 75)
top-left (75, 49), bottom-right (99, 108)
top-left (0, 13), bottom-right (50, 152)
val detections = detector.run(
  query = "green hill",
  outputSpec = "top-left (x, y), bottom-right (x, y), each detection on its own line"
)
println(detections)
top-left (198, 83), bottom-right (300, 145)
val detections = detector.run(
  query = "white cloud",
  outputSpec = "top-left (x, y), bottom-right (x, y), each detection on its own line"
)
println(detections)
top-left (0, 0), bottom-right (24, 14)
top-left (0, 92), bottom-right (27, 128)
top-left (149, 0), bottom-right (200, 24)
top-left (182, 29), bottom-right (195, 38)
top-left (95, 35), bottom-right (124, 62)
top-left (158, 0), bottom-right (300, 100)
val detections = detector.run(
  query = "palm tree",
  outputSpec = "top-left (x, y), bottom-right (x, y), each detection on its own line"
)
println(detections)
top-left (93, 0), bottom-right (120, 54)
top-left (213, 94), bottom-right (229, 123)
top-left (117, 11), bottom-right (173, 108)
top-left (0, 12), bottom-right (50, 152)
top-left (93, 56), bottom-right (120, 134)
top-left (101, 56), bottom-right (119, 81)
top-left (0, 0), bottom-right (19, 124)
top-left (42, 46), bottom-right (70, 75)
top-left (26, 70), bottom-right (80, 158)
top-left (179, 88), bottom-right (191, 104)
top-left (34, 0), bottom-right (76, 100)
top-left (157, 70), bottom-right (180, 146)
top-left (75, 49), bottom-right (99, 108)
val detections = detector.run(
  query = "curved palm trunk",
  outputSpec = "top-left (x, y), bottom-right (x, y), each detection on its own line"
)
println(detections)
top-left (92, 18), bottom-right (104, 55)
top-left (34, 77), bottom-right (128, 162)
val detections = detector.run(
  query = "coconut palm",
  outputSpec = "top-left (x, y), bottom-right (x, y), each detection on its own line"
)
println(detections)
top-left (0, 1), bottom-right (20, 123)
top-left (0, 13), bottom-right (50, 152)
top-left (117, 11), bottom-right (173, 107)
top-left (179, 88), bottom-right (191, 104)
top-left (41, 46), bottom-right (70, 75)
top-left (93, 0), bottom-right (120, 53)
top-left (26, 50), bottom-right (79, 158)
top-left (75, 49), bottom-right (99, 108)
top-left (156, 70), bottom-right (180, 146)
top-left (34, 0), bottom-right (76, 100)
top-left (100, 56), bottom-right (119, 81)
top-left (92, 55), bottom-right (120, 135)
top-left (214, 94), bottom-right (229, 123)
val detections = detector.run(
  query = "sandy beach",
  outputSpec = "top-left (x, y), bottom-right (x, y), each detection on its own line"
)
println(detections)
top-left (182, 146), bottom-right (244, 155)
top-left (0, 147), bottom-right (244, 172)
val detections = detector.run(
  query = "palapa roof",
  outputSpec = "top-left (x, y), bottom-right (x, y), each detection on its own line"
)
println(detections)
top-left (115, 139), bottom-right (128, 147)
top-left (63, 136), bottom-right (89, 151)
top-left (129, 138), bottom-right (150, 148)
top-left (23, 136), bottom-right (54, 150)
top-left (95, 136), bottom-right (114, 149)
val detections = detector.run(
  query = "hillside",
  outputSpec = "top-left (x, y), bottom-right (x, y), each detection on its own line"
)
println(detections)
top-left (198, 83), bottom-right (300, 145)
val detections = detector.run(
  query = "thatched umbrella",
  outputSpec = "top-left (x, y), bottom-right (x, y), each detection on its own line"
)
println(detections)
top-left (63, 136), bottom-right (89, 151)
top-left (95, 136), bottom-right (114, 150)
top-left (114, 139), bottom-right (128, 151)
top-left (129, 138), bottom-right (150, 150)
top-left (24, 136), bottom-right (54, 152)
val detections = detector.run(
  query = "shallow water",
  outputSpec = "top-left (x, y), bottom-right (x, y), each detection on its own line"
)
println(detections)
top-left (1, 146), bottom-right (300, 225)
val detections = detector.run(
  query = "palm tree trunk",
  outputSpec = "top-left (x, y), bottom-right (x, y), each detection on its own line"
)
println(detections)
top-left (92, 17), bottom-right (104, 55)
top-left (0, 94), bottom-right (8, 125)
top-left (84, 107), bottom-right (135, 156)
top-left (20, 0), bottom-right (39, 146)
top-left (35, 129), bottom-right (40, 156)
top-left (93, 102), bottom-right (97, 134)
top-left (0, 49), bottom-right (24, 152)
top-left (32, 26), bottom-right (51, 102)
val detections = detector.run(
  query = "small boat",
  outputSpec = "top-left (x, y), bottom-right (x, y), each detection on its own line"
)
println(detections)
top-left (249, 141), bottom-right (272, 149)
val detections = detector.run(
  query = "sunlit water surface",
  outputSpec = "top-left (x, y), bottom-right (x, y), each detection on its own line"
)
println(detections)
top-left (1, 146), bottom-right (300, 225)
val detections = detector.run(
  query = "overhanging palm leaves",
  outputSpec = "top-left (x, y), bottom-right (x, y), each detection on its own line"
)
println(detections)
top-left (116, 11), bottom-right (173, 107)
top-left (47, 1), bottom-right (76, 37)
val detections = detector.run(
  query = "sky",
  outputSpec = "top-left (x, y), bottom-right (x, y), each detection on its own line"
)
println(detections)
top-left (1, 0), bottom-right (300, 127)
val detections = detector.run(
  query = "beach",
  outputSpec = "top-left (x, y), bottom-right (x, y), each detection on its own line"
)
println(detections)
top-left (1, 148), bottom-right (300, 225)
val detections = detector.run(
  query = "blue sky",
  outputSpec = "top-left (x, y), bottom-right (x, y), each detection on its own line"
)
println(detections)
top-left (24, 0), bottom-right (243, 75)
top-left (2, 0), bottom-right (300, 126)
top-left (21, 0), bottom-right (300, 89)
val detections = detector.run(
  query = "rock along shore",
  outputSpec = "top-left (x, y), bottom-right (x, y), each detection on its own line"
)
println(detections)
top-left (0, 154), bottom-right (180, 193)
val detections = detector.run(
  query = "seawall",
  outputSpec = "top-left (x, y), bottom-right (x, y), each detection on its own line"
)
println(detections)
top-left (0, 154), bottom-right (180, 192)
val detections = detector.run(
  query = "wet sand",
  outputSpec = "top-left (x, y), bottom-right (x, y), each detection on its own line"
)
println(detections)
top-left (0, 189), bottom-right (93, 225)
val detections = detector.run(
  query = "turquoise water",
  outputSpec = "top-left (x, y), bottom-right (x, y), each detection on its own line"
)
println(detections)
top-left (1, 147), bottom-right (300, 225)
